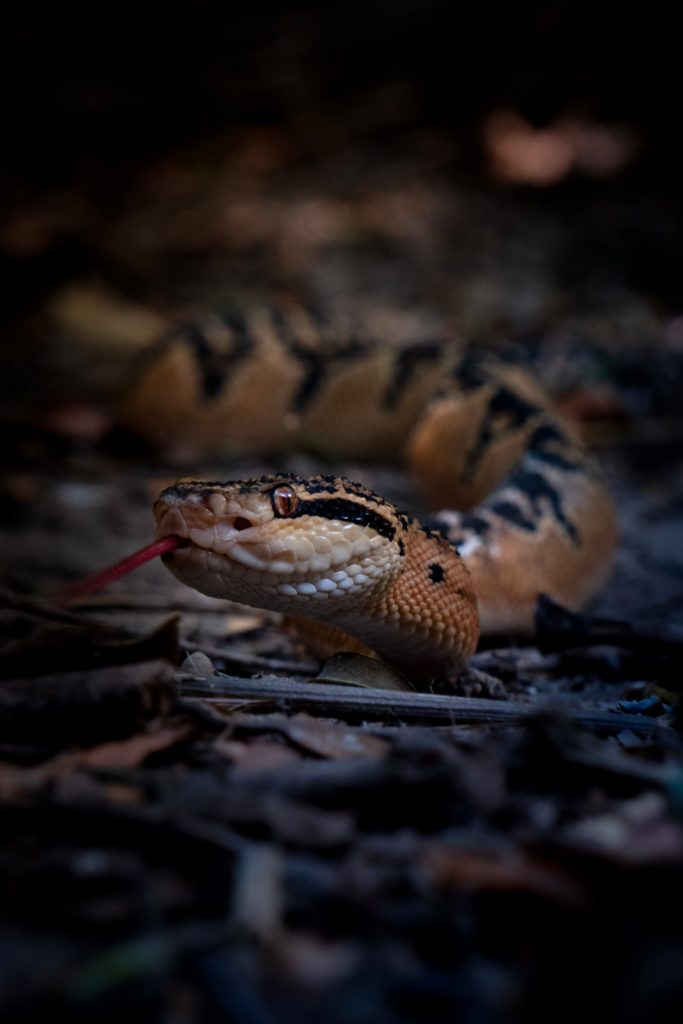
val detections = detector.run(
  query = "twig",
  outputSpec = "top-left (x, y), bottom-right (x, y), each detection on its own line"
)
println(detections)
top-left (180, 673), bottom-right (667, 734)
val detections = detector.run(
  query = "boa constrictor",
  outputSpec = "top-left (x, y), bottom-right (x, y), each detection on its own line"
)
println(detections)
top-left (119, 303), bottom-right (616, 681)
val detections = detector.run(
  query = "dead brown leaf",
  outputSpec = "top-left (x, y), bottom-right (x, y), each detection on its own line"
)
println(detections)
top-left (282, 713), bottom-right (389, 761)
top-left (0, 721), bottom-right (192, 798)
top-left (0, 659), bottom-right (178, 746)
top-left (0, 604), bottom-right (180, 678)
top-left (216, 737), bottom-right (303, 774)
top-left (314, 652), bottom-right (414, 691)
top-left (424, 846), bottom-right (589, 908)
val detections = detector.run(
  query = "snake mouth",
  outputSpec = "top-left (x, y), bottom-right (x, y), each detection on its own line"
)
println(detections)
top-left (154, 504), bottom-right (295, 574)
top-left (153, 484), bottom-right (388, 589)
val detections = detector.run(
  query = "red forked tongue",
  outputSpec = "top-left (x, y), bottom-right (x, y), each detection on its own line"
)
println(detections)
top-left (58, 535), bottom-right (189, 601)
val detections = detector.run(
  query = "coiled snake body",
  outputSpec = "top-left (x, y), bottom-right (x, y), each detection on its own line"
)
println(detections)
top-left (122, 303), bottom-right (617, 680)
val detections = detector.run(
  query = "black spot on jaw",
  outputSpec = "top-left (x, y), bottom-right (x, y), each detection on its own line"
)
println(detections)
top-left (429, 562), bottom-right (445, 583)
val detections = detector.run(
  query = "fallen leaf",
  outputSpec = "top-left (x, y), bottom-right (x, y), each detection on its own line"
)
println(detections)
top-left (314, 652), bottom-right (414, 691)
top-left (0, 606), bottom-right (180, 679)
top-left (0, 722), bottom-right (192, 798)
top-left (424, 846), bottom-right (588, 908)
top-left (217, 737), bottom-right (302, 774)
top-left (283, 713), bottom-right (389, 761)
top-left (0, 659), bottom-right (177, 746)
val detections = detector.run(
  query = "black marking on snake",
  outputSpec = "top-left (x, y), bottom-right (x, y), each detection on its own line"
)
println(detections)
top-left (269, 304), bottom-right (369, 414)
top-left (490, 501), bottom-right (536, 533)
top-left (428, 562), bottom-right (445, 584)
top-left (285, 340), bottom-right (369, 413)
top-left (452, 354), bottom-right (490, 391)
top-left (291, 477), bottom-right (396, 515)
top-left (493, 470), bottom-right (579, 543)
top-left (528, 424), bottom-right (580, 471)
top-left (382, 340), bottom-right (443, 410)
top-left (270, 303), bottom-right (321, 335)
top-left (342, 480), bottom-right (388, 507)
top-left (175, 315), bottom-right (252, 400)
top-left (275, 496), bottom-right (396, 540)
top-left (462, 381), bottom-right (540, 483)
top-left (422, 518), bottom-right (451, 540)
top-left (398, 538), bottom-right (406, 556)
top-left (303, 478), bottom-right (340, 495)
top-left (460, 513), bottom-right (491, 536)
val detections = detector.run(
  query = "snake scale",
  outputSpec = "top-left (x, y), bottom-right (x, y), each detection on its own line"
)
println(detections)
top-left (119, 301), bottom-right (617, 681)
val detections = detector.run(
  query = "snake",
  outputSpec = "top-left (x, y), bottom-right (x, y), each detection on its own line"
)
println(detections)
top-left (119, 301), bottom-right (617, 681)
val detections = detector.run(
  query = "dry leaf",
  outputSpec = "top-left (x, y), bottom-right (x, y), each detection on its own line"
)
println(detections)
top-left (283, 713), bottom-right (389, 761)
top-left (314, 652), bottom-right (414, 691)
top-left (424, 846), bottom-right (588, 908)
top-left (0, 722), bottom-right (192, 798)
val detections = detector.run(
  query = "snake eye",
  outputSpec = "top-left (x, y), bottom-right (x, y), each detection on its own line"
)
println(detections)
top-left (272, 485), bottom-right (299, 517)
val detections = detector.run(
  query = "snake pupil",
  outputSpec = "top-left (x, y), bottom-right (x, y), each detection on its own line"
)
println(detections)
top-left (272, 485), bottom-right (298, 517)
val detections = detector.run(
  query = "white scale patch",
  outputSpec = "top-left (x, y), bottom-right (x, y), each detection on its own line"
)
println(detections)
top-left (457, 534), bottom-right (484, 560)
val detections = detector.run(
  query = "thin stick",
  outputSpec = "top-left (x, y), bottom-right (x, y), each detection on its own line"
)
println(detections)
top-left (180, 673), bottom-right (667, 734)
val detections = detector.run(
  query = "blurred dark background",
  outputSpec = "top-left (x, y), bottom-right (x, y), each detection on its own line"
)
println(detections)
top-left (1, 1), bottom-right (682, 495)
top-left (2, 1), bottom-right (683, 317)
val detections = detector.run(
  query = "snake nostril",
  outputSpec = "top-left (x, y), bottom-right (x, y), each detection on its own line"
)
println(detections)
top-left (233, 516), bottom-right (253, 532)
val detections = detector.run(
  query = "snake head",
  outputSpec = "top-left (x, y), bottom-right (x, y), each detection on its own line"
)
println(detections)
top-left (153, 473), bottom-right (403, 611)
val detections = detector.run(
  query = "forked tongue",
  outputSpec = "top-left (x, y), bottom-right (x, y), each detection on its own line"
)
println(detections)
top-left (58, 535), bottom-right (188, 601)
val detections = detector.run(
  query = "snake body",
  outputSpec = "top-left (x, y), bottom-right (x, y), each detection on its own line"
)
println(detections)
top-left (124, 302), bottom-right (617, 680)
